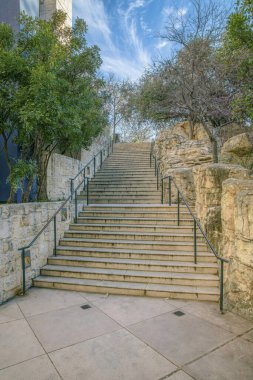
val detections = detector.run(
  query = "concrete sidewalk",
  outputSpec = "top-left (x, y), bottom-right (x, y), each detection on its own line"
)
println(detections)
top-left (0, 288), bottom-right (252, 379)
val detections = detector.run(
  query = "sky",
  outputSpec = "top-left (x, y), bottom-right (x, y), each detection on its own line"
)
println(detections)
top-left (73, 0), bottom-right (234, 81)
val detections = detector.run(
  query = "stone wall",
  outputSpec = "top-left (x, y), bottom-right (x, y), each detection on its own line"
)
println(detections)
top-left (221, 179), bottom-right (253, 320)
top-left (155, 122), bottom-right (213, 205)
top-left (193, 164), bottom-right (250, 251)
top-left (0, 201), bottom-right (72, 304)
top-left (47, 154), bottom-right (84, 201)
top-left (221, 132), bottom-right (253, 170)
top-left (47, 128), bottom-right (111, 200)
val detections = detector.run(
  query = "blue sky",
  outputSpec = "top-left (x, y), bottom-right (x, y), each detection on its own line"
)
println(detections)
top-left (73, 0), bottom-right (234, 81)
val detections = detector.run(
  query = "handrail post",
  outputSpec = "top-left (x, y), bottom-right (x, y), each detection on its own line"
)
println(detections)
top-left (220, 260), bottom-right (224, 313)
top-left (83, 169), bottom-right (86, 191)
top-left (70, 179), bottom-right (73, 200)
top-left (86, 178), bottom-right (89, 206)
top-left (177, 190), bottom-right (180, 226)
top-left (100, 151), bottom-right (102, 167)
top-left (154, 157), bottom-right (157, 176)
top-left (111, 139), bottom-right (114, 153)
top-left (150, 152), bottom-right (152, 168)
top-left (75, 190), bottom-right (78, 222)
top-left (161, 178), bottom-right (164, 204)
top-left (93, 156), bottom-right (96, 177)
top-left (53, 215), bottom-right (57, 255)
top-left (21, 248), bottom-right (26, 295)
top-left (157, 166), bottom-right (159, 190)
top-left (168, 176), bottom-right (172, 206)
top-left (194, 220), bottom-right (197, 264)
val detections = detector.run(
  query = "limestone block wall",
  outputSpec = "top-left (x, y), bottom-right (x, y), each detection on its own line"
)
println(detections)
top-left (47, 154), bottom-right (83, 201)
top-left (0, 201), bottom-right (72, 304)
top-left (221, 179), bottom-right (253, 320)
top-left (193, 164), bottom-right (250, 250)
top-left (47, 128), bottom-right (111, 200)
top-left (162, 168), bottom-right (196, 206)
top-left (155, 123), bottom-right (213, 205)
top-left (221, 132), bottom-right (253, 170)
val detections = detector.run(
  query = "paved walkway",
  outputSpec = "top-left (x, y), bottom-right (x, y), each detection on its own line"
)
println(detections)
top-left (0, 288), bottom-right (252, 380)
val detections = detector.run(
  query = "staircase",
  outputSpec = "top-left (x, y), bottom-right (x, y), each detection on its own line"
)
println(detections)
top-left (34, 143), bottom-right (219, 301)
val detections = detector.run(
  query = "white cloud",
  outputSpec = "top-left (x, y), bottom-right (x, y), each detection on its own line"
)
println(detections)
top-left (177, 7), bottom-right (188, 17)
top-left (102, 55), bottom-right (143, 81)
top-left (74, 0), bottom-right (114, 50)
top-left (156, 40), bottom-right (169, 49)
top-left (73, 0), bottom-right (153, 80)
top-left (140, 16), bottom-right (152, 34)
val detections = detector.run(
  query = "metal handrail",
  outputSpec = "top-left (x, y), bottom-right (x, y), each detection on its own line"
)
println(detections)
top-left (18, 137), bottom-right (113, 295)
top-left (151, 154), bottom-right (229, 313)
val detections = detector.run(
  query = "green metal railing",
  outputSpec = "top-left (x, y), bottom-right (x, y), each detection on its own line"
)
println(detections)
top-left (18, 138), bottom-right (113, 295)
top-left (150, 146), bottom-right (229, 313)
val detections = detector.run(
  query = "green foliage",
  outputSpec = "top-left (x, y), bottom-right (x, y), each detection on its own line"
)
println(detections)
top-left (6, 159), bottom-right (37, 194)
top-left (0, 11), bottom-right (107, 201)
top-left (220, 0), bottom-right (253, 122)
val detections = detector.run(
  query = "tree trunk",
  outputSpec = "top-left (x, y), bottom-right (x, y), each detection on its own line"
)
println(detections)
top-left (189, 119), bottom-right (194, 139)
top-left (201, 121), bottom-right (219, 163)
top-left (1, 132), bottom-right (15, 203)
top-left (22, 177), bottom-right (34, 203)
top-left (37, 153), bottom-right (49, 201)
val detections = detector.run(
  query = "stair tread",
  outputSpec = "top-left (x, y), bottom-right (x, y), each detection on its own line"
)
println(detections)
top-left (85, 204), bottom-right (186, 207)
top-left (50, 255), bottom-right (218, 267)
top-left (34, 276), bottom-right (219, 294)
top-left (77, 217), bottom-right (193, 222)
top-left (60, 237), bottom-right (207, 246)
top-left (43, 265), bottom-right (219, 280)
top-left (81, 211), bottom-right (190, 215)
top-left (66, 230), bottom-right (204, 239)
top-left (70, 223), bottom-right (194, 229)
top-left (57, 245), bottom-right (213, 256)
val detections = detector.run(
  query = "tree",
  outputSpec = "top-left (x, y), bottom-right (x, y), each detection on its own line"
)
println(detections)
top-left (135, 0), bottom-right (234, 162)
top-left (105, 74), bottom-right (131, 141)
top-left (0, 11), bottom-right (107, 201)
top-left (220, 0), bottom-right (253, 124)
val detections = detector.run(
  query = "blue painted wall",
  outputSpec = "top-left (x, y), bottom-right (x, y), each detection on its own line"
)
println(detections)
top-left (0, 0), bottom-right (39, 202)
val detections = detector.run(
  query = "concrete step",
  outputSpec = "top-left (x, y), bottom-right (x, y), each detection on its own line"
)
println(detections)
top-left (80, 191), bottom-right (160, 196)
top-left (33, 276), bottom-right (219, 301)
top-left (79, 211), bottom-right (190, 218)
top-left (41, 265), bottom-right (219, 287)
top-left (82, 204), bottom-right (189, 211)
top-left (59, 237), bottom-right (209, 252)
top-left (56, 245), bottom-right (216, 263)
top-left (85, 199), bottom-right (162, 205)
top-left (90, 179), bottom-right (158, 184)
top-left (101, 166), bottom-right (152, 171)
top-left (94, 174), bottom-right (156, 178)
top-left (47, 255), bottom-right (218, 274)
top-left (101, 164), bottom-right (152, 169)
top-left (64, 230), bottom-right (206, 244)
top-left (69, 223), bottom-right (195, 234)
top-left (83, 198), bottom-right (162, 203)
top-left (76, 217), bottom-right (194, 225)
top-left (88, 185), bottom-right (159, 191)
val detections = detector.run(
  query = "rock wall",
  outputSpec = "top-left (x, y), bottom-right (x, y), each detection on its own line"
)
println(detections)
top-left (193, 164), bottom-right (250, 250)
top-left (221, 132), bottom-right (253, 170)
top-left (155, 122), bottom-right (213, 205)
top-left (155, 131), bottom-right (213, 172)
top-left (221, 179), bottom-right (253, 320)
top-left (0, 201), bottom-right (72, 304)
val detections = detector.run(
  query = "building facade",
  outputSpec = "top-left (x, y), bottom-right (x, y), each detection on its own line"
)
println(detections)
top-left (39, 0), bottom-right (72, 27)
